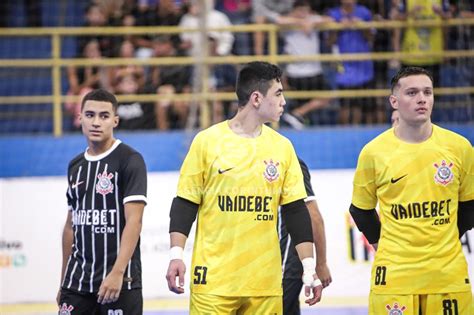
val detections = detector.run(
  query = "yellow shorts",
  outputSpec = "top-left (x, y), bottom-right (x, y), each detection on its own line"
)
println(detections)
top-left (190, 293), bottom-right (282, 315)
top-left (369, 291), bottom-right (473, 315)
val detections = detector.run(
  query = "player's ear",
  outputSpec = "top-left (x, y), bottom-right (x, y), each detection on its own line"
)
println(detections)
top-left (389, 94), bottom-right (398, 110)
top-left (113, 114), bottom-right (119, 127)
top-left (251, 91), bottom-right (261, 109)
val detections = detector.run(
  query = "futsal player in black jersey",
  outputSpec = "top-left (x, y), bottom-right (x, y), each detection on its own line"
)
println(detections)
top-left (279, 157), bottom-right (332, 314)
top-left (57, 89), bottom-right (147, 314)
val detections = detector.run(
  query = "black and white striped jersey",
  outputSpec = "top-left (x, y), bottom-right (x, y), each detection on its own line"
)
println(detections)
top-left (279, 157), bottom-right (315, 280)
top-left (62, 140), bottom-right (147, 293)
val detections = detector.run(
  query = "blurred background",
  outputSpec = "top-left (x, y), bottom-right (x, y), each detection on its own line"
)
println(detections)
top-left (0, 0), bottom-right (473, 314)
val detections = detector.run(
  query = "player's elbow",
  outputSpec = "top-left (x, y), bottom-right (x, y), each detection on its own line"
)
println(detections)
top-left (349, 204), bottom-right (381, 244)
top-left (282, 199), bottom-right (313, 245)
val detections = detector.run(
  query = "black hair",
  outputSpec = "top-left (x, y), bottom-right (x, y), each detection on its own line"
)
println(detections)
top-left (81, 89), bottom-right (118, 113)
top-left (235, 61), bottom-right (283, 107)
top-left (390, 67), bottom-right (434, 93)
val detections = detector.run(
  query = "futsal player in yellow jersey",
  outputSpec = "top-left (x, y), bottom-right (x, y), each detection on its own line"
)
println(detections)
top-left (350, 67), bottom-right (474, 315)
top-left (165, 61), bottom-right (323, 314)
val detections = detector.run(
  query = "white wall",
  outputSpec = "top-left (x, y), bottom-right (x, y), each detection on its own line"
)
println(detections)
top-left (1, 170), bottom-right (473, 303)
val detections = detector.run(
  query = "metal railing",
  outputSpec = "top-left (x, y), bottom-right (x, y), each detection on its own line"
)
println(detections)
top-left (0, 18), bottom-right (473, 135)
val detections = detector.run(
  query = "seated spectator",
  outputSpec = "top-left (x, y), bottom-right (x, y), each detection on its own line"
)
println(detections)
top-left (215, 0), bottom-right (253, 55)
top-left (281, 0), bottom-right (333, 128)
top-left (65, 39), bottom-right (111, 130)
top-left (151, 35), bottom-right (192, 130)
top-left (327, 0), bottom-right (377, 125)
top-left (114, 73), bottom-right (156, 130)
top-left (77, 4), bottom-right (117, 57)
top-left (132, 0), bottom-right (184, 59)
top-left (179, 0), bottom-right (234, 58)
top-left (112, 40), bottom-right (145, 90)
top-left (207, 35), bottom-right (238, 123)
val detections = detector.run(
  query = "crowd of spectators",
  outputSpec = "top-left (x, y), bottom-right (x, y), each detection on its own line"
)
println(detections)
top-left (2, 0), bottom-right (474, 130)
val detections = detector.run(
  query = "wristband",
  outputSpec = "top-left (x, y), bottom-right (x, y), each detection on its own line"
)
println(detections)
top-left (170, 246), bottom-right (184, 261)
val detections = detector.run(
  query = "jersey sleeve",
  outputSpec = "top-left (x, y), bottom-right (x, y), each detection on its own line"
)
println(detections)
top-left (177, 133), bottom-right (205, 204)
top-left (351, 146), bottom-right (377, 210)
top-left (280, 143), bottom-right (307, 205)
top-left (122, 152), bottom-right (148, 205)
top-left (460, 144), bottom-right (474, 202)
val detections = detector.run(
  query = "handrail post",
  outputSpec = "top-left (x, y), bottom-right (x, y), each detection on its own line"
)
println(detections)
top-left (52, 32), bottom-right (62, 136)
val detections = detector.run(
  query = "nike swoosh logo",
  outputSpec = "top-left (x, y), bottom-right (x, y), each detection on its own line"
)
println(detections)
top-left (390, 174), bottom-right (407, 184)
top-left (218, 167), bottom-right (234, 174)
top-left (71, 181), bottom-right (84, 189)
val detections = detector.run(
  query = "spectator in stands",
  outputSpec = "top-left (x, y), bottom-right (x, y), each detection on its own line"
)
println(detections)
top-left (112, 40), bottom-right (145, 91)
top-left (132, 0), bottom-right (184, 59)
top-left (178, 0), bottom-right (234, 58)
top-left (392, 0), bottom-right (451, 86)
top-left (151, 35), bottom-right (192, 130)
top-left (114, 73), bottom-right (156, 130)
top-left (65, 39), bottom-right (112, 130)
top-left (77, 4), bottom-right (116, 57)
top-left (215, 0), bottom-right (253, 55)
top-left (281, 0), bottom-right (333, 129)
top-left (327, 0), bottom-right (377, 125)
top-left (207, 35), bottom-right (238, 124)
top-left (251, 0), bottom-right (295, 55)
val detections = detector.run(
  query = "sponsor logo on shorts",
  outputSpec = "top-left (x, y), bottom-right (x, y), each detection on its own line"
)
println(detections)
top-left (386, 302), bottom-right (406, 315)
top-left (434, 160), bottom-right (454, 186)
top-left (59, 303), bottom-right (74, 315)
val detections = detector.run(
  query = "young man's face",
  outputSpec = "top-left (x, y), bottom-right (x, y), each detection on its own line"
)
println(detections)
top-left (389, 74), bottom-right (433, 126)
top-left (257, 79), bottom-right (286, 123)
top-left (80, 100), bottom-right (118, 144)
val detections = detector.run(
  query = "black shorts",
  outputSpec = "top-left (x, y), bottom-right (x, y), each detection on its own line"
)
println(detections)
top-left (283, 277), bottom-right (303, 315)
top-left (58, 287), bottom-right (143, 315)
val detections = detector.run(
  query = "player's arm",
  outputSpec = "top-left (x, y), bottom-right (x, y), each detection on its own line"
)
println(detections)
top-left (97, 201), bottom-right (145, 304)
top-left (57, 211), bottom-right (73, 305)
top-left (282, 199), bottom-right (322, 306)
top-left (458, 200), bottom-right (474, 238)
top-left (166, 196), bottom-right (199, 294)
top-left (349, 204), bottom-right (381, 248)
top-left (307, 199), bottom-right (332, 288)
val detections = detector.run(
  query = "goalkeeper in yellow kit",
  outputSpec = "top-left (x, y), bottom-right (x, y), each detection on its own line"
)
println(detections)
top-left (165, 61), bottom-right (323, 314)
top-left (350, 67), bottom-right (474, 314)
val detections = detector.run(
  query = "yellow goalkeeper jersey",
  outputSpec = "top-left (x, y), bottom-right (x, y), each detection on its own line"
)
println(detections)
top-left (177, 121), bottom-right (306, 296)
top-left (352, 124), bottom-right (474, 294)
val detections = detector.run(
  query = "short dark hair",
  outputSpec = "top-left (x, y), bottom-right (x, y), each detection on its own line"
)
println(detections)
top-left (235, 61), bottom-right (283, 107)
top-left (81, 89), bottom-right (118, 113)
top-left (390, 67), bottom-right (433, 93)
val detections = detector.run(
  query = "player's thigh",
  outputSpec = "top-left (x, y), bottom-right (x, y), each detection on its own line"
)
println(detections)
top-left (58, 288), bottom-right (99, 315)
top-left (238, 295), bottom-right (282, 315)
top-left (190, 293), bottom-right (240, 315)
top-left (369, 292), bottom-right (419, 315)
top-left (99, 288), bottom-right (143, 315)
top-left (283, 278), bottom-right (302, 315)
top-left (423, 291), bottom-right (472, 315)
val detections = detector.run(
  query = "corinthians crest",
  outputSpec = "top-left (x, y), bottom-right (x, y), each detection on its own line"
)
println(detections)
top-left (386, 302), bottom-right (406, 315)
top-left (59, 303), bottom-right (74, 315)
top-left (96, 170), bottom-right (114, 196)
top-left (263, 159), bottom-right (280, 182)
top-left (433, 160), bottom-right (454, 186)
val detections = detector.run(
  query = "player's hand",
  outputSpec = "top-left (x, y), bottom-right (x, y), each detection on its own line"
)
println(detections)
top-left (303, 272), bottom-right (323, 306)
top-left (316, 262), bottom-right (332, 288)
top-left (97, 269), bottom-right (123, 304)
top-left (166, 259), bottom-right (186, 294)
top-left (302, 258), bottom-right (323, 306)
